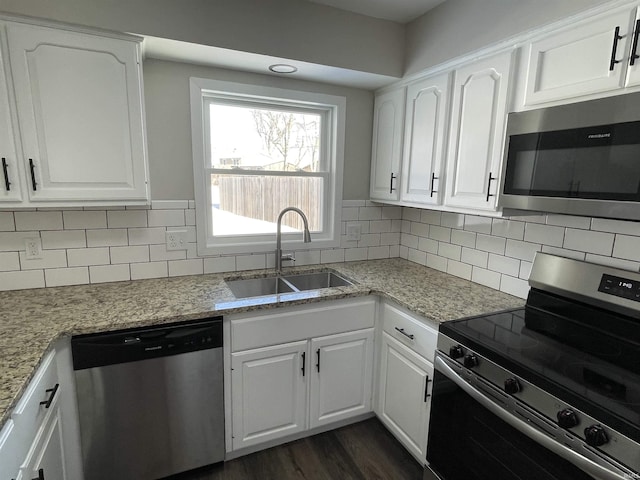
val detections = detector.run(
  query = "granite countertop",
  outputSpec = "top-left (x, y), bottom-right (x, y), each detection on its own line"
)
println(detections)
top-left (0, 258), bottom-right (524, 430)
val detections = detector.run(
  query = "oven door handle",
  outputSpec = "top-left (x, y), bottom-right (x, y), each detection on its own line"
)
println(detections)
top-left (434, 354), bottom-right (628, 480)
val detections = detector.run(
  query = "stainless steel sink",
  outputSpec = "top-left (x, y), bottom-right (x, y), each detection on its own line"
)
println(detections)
top-left (283, 272), bottom-right (353, 290)
top-left (225, 271), bottom-right (355, 298)
top-left (225, 277), bottom-right (295, 298)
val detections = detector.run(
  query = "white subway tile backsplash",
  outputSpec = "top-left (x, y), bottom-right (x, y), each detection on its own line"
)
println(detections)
top-left (128, 227), bottom-right (166, 246)
top-left (110, 245), bottom-right (149, 264)
top-left (591, 218), bottom-right (640, 236)
top-left (401, 233), bottom-right (419, 249)
top-left (438, 243), bottom-right (461, 261)
top-left (185, 209), bottom-right (196, 226)
top-left (417, 236), bottom-right (438, 254)
top-left (403, 208), bottom-right (421, 222)
top-left (420, 210), bottom-right (441, 225)
top-left (564, 228), bottom-right (614, 256)
top-left (429, 225), bottom-right (451, 242)
top-left (0, 212), bottom-right (15, 231)
top-left (519, 261), bottom-right (532, 280)
top-left (441, 212), bottom-right (464, 229)
top-left (236, 254), bottom-right (266, 271)
top-left (380, 232), bottom-right (400, 246)
top-left (90, 264), bottom-right (131, 283)
top-left (505, 239), bottom-right (541, 262)
top-left (370, 220), bottom-right (392, 233)
top-left (342, 207), bottom-right (359, 221)
top-left (358, 233), bottom-right (381, 247)
top-left (148, 209), bottom-right (185, 227)
top-left (345, 248), bottom-right (368, 262)
top-left (41, 230), bottom-right (86, 249)
top-left (45, 267), bottom-right (89, 287)
top-left (391, 219), bottom-right (402, 232)
top-left (382, 206), bottom-right (403, 220)
top-left (321, 249), bottom-right (345, 264)
top-left (293, 250), bottom-right (321, 266)
top-left (546, 214), bottom-right (591, 229)
top-left (612, 234), bottom-right (640, 262)
top-left (401, 220), bottom-right (411, 233)
top-left (63, 211), bottom-right (106, 230)
top-left (15, 211), bottom-right (63, 231)
top-left (67, 247), bottom-right (110, 267)
top-left (0, 269), bottom-right (45, 290)
top-left (426, 254), bottom-right (447, 272)
top-left (451, 229), bottom-right (476, 248)
top-left (500, 275), bottom-right (529, 298)
top-left (488, 254), bottom-right (520, 277)
top-left (447, 260), bottom-right (472, 280)
top-left (0, 252), bottom-right (19, 271)
top-left (524, 223), bottom-right (565, 247)
top-left (491, 219), bottom-right (524, 240)
top-left (107, 210), bottom-right (147, 228)
top-left (410, 221), bottom-right (429, 238)
top-left (168, 259), bottom-right (203, 277)
top-left (131, 261), bottom-right (169, 280)
top-left (476, 234), bottom-right (506, 255)
top-left (204, 256), bottom-right (235, 274)
top-left (149, 244), bottom-right (187, 261)
top-left (86, 228), bottom-right (128, 247)
top-left (461, 247), bottom-right (488, 268)
top-left (464, 215), bottom-right (492, 234)
top-left (358, 206), bottom-right (382, 221)
top-left (367, 246), bottom-right (390, 260)
top-left (399, 245), bottom-right (409, 259)
top-left (0, 231), bottom-right (38, 251)
top-left (19, 250), bottom-right (67, 270)
top-left (472, 267), bottom-right (501, 290)
top-left (407, 248), bottom-right (427, 266)
top-left (389, 245), bottom-right (400, 258)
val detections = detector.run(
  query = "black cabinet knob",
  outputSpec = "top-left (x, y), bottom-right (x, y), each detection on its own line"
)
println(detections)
top-left (449, 345), bottom-right (464, 359)
top-left (557, 408), bottom-right (579, 429)
top-left (504, 377), bottom-right (521, 394)
top-left (584, 424), bottom-right (608, 447)
top-left (463, 354), bottom-right (479, 369)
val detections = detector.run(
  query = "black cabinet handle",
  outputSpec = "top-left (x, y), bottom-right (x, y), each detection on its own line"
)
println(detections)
top-left (316, 349), bottom-right (320, 373)
top-left (424, 375), bottom-right (432, 402)
top-left (430, 172), bottom-right (438, 198)
top-left (389, 172), bottom-right (396, 193)
top-left (486, 172), bottom-right (497, 202)
top-left (29, 158), bottom-right (38, 191)
top-left (394, 327), bottom-right (415, 340)
top-left (32, 469), bottom-right (45, 480)
top-left (301, 352), bottom-right (306, 377)
top-left (39, 383), bottom-right (59, 409)
top-left (631, 19), bottom-right (640, 66)
top-left (609, 26), bottom-right (623, 71)
top-left (1, 158), bottom-right (10, 191)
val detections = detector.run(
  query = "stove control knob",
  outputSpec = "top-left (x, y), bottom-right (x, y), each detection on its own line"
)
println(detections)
top-left (463, 354), bottom-right (479, 369)
top-left (504, 377), bottom-right (521, 395)
top-left (449, 345), bottom-right (465, 359)
top-left (557, 409), bottom-right (579, 429)
top-left (584, 425), bottom-right (608, 447)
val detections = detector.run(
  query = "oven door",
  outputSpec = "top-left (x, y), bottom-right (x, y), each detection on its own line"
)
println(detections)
top-left (424, 352), bottom-right (630, 480)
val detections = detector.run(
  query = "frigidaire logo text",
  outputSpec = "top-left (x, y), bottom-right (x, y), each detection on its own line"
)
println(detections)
top-left (588, 133), bottom-right (611, 139)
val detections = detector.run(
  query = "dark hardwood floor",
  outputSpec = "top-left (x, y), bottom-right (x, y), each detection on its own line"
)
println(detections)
top-left (181, 418), bottom-right (423, 480)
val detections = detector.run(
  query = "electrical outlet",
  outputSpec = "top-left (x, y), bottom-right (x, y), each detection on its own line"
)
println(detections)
top-left (346, 223), bottom-right (362, 242)
top-left (166, 230), bottom-right (188, 251)
top-left (25, 238), bottom-right (42, 260)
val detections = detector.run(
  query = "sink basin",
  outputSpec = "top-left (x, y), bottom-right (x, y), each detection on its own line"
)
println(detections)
top-left (283, 272), bottom-right (353, 290)
top-left (226, 277), bottom-right (295, 298)
top-left (225, 271), bottom-right (355, 299)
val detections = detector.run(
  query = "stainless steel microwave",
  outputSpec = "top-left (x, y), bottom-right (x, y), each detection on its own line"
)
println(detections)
top-left (498, 93), bottom-right (640, 221)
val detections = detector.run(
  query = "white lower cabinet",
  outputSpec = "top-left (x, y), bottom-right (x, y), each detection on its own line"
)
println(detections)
top-left (228, 297), bottom-right (376, 452)
top-left (376, 301), bottom-right (437, 464)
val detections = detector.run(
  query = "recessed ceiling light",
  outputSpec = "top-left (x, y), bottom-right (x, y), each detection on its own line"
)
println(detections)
top-left (269, 64), bottom-right (298, 74)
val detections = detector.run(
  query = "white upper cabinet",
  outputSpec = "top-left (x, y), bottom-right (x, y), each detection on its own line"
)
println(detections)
top-left (400, 73), bottom-right (450, 205)
top-left (370, 87), bottom-right (405, 201)
top-left (4, 21), bottom-right (149, 206)
top-left (444, 50), bottom-right (513, 211)
top-left (524, 6), bottom-right (639, 106)
top-left (0, 36), bottom-right (23, 203)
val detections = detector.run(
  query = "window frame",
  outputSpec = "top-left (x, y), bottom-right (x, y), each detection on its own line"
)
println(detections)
top-left (190, 77), bottom-right (345, 256)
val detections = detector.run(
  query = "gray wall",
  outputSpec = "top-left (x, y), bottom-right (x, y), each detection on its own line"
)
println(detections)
top-left (143, 59), bottom-right (374, 200)
top-left (405, 0), bottom-right (606, 75)
top-left (0, 0), bottom-right (404, 77)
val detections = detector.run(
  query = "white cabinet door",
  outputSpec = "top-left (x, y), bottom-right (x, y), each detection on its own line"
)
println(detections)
top-left (625, 12), bottom-right (640, 87)
top-left (6, 22), bottom-right (148, 204)
top-left (378, 332), bottom-right (433, 463)
top-left (309, 328), bottom-right (374, 429)
top-left (0, 34), bottom-right (23, 204)
top-left (400, 73), bottom-right (450, 205)
top-left (525, 7), bottom-right (637, 105)
top-left (370, 88), bottom-right (405, 201)
top-left (231, 341), bottom-right (307, 449)
top-left (444, 50), bottom-right (512, 211)
top-left (26, 407), bottom-right (66, 480)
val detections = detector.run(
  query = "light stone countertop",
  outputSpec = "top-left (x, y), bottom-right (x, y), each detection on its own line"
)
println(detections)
top-left (0, 258), bottom-right (524, 430)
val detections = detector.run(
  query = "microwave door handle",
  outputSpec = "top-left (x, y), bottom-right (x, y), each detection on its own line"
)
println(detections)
top-left (434, 354), bottom-right (628, 480)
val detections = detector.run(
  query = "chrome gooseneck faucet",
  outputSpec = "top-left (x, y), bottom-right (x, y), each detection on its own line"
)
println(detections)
top-left (275, 207), bottom-right (312, 274)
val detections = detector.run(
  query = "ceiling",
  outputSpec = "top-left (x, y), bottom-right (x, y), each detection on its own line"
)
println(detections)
top-left (305, 0), bottom-right (446, 23)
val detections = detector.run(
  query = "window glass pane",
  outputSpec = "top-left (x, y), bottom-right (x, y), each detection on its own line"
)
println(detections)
top-left (211, 174), bottom-right (324, 236)
top-left (209, 103), bottom-right (322, 172)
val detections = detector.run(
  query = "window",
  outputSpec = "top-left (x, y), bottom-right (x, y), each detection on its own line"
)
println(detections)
top-left (190, 78), bottom-right (345, 256)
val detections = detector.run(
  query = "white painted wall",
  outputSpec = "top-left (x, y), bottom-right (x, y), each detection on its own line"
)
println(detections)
top-left (0, 0), bottom-right (404, 77)
top-left (143, 59), bottom-right (374, 200)
top-left (405, 0), bottom-right (606, 75)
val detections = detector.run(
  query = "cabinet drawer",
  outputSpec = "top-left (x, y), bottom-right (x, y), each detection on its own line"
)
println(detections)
top-left (382, 303), bottom-right (437, 362)
top-left (10, 350), bottom-right (59, 444)
top-left (231, 297), bottom-right (375, 352)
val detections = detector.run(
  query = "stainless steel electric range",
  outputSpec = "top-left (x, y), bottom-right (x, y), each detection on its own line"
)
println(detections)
top-left (425, 253), bottom-right (640, 480)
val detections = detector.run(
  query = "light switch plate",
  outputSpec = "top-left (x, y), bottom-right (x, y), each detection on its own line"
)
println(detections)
top-left (346, 223), bottom-right (362, 241)
top-left (166, 230), bottom-right (188, 251)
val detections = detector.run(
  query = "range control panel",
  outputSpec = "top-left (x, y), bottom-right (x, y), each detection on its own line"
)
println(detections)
top-left (598, 274), bottom-right (640, 303)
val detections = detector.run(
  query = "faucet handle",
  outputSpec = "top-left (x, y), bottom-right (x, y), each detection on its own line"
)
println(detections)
top-left (281, 252), bottom-right (296, 264)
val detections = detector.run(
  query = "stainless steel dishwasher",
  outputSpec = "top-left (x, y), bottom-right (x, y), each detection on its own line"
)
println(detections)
top-left (71, 317), bottom-right (224, 480)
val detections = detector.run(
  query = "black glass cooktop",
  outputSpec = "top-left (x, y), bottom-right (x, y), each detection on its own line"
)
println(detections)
top-left (440, 289), bottom-right (640, 444)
